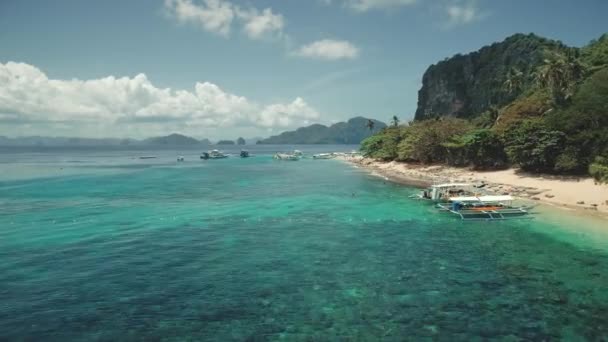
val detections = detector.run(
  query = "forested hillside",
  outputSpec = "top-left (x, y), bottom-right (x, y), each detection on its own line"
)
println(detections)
top-left (362, 33), bottom-right (608, 182)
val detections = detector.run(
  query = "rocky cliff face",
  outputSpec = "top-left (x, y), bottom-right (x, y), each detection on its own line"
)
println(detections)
top-left (414, 33), bottom-right (573, 120)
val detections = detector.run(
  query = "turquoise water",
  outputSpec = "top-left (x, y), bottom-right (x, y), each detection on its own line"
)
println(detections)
top-left (1, 146), bottom-right (608, 340)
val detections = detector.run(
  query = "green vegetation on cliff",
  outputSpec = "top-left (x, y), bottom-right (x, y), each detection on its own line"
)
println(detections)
top-left (363, 33), bottom-right (608, 181)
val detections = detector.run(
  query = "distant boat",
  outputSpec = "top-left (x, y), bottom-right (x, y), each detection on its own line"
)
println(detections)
top-left (313, 153), bottom-right (335, 159)
top-left (177, 156), bottom-right (185, 162)
top-left (293, 150), bottom-right (303, 157)
top-left (273, 153), bottom-right (299, 161)
top-left (240, 150), bottom-right (250, 158)
top-left (201, 149), bottom-right (228, 160)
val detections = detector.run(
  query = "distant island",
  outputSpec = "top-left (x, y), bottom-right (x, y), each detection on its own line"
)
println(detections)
top-left (143, 133), bottom-right (208, 146)
top-left (216, 140), bottom-right (235, 145)
top-left (0, 133), bottom-right (212, 147)
top-left (257, 117), bottom-right (387, 144)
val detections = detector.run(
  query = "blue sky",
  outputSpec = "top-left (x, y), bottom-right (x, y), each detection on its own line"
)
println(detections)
top-left (0, 0), bottom-right (607, 139)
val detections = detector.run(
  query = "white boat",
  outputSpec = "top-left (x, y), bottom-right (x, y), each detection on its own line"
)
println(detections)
top-left (273, 153), bottom-right (299, 161)
top-left (293, 150), bottom-right (303, 157)
top-left (313, 153), bottom-right (335, 159)
top-left (413, 183), bottom-right (483, 202)
top-left (436, 195), bottom-right (531, 220)
top-left (201, 149), bottom-right (228, 160)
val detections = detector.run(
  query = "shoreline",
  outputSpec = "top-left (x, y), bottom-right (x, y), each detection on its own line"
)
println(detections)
top-left (339, 156), bottom-right (608, 220)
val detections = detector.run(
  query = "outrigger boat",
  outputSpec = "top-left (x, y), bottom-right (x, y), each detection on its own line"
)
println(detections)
top-left (436, 195), bottom-right (531, 221)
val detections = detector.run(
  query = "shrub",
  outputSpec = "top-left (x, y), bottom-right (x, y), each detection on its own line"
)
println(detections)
top-left (589, 156), bottom-right (608, 183)
top-left (360, 128), bottom-right (401, 160)
top-left (445, 129), bottom-right (508, 169)
top-left (504, 120), bottom-right (566, 172)
top-left (396, 118), bottom-right (473, 163)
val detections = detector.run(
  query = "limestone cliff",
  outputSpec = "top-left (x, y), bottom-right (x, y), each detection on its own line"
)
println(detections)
top-left (414, 33), bottom-right (574, 120)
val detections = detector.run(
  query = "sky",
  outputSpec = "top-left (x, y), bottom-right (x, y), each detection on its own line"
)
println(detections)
top-left (1, 0), bottom-right (607, 140)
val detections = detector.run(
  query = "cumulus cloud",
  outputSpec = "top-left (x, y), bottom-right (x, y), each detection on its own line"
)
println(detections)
top-left (323, 0), bottom-right (417, 12)
top-left (165, 0), bottom-right (284, 40)
top-left (0, 62), bottom-right (320, 137)
top-left (294, 40), bottom-right (360, 61)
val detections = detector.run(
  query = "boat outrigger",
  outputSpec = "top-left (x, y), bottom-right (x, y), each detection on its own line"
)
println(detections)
top-left (436, 195), bottom-right (531, 221)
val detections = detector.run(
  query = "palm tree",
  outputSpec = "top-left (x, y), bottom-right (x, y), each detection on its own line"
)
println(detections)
top-left (390, 115), bottom-right (400, 127)
top-left (366, 119), bottom-right (375, 131)
top-left (503, 67), bottom-right (524, 94)
top-left (535, 52), bottom-right (586, 103)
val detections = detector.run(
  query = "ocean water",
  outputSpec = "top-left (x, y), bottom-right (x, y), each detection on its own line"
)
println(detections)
top-left (1, 146), bottom-right (608, 341)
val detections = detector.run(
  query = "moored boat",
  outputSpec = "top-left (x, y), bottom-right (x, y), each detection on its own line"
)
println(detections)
top-left (273, 153), bottom-right (299, 161)
top-left (240, 150), bottom-right (250, 158)
top-left (313, 153), bottom-right (335, 159)
top-left (201, 149), bottom-right (228, 160)
top-left (177, 156), bottom-right (185, 162)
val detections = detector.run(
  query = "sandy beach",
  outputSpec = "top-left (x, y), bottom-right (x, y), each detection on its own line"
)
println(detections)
top-left (340, 156), bottom-right (608, 218)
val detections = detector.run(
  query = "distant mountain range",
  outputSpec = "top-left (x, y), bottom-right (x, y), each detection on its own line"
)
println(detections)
top-left (0, 118), bottom-right (387, 146)
top-left (0, 133), bottom-right (213, 147)
top-left (257, 117), bottom-right (387, 144)
top-left (142, 133), bottom-right (209, 145)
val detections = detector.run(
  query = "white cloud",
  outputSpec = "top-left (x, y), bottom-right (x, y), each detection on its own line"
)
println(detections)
top-left (294, 40), bottom-right (360, 61)
top-left (0, 62), bottom-right (320, 137)
top-left (324, 0), bottom-right (417, 12)
top-left (164, 0), bottom-right (235, 36)
top-left (238, 8), bottom-right (285, 40)
top-left (165, 0), bottom-right (284, 40)
top-left (443, 1), bottom-right (485, 27)
top-left (259, 97), bottom-right (319, 128)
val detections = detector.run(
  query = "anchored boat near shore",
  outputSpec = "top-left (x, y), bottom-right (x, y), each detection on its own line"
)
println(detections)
top-left (313, 153), bottom-right (335, 159)
top-left (413, 183), bottom-right (532, 220)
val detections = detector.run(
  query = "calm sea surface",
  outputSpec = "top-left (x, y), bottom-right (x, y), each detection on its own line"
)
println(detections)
top-left (1, 145), bottom-right (607, 340)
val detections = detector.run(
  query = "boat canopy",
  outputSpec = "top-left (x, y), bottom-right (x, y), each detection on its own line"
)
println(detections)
top-left (432, 183), bottom-right (472, 188)
top-left (449, 195), bottom-right (513, 202)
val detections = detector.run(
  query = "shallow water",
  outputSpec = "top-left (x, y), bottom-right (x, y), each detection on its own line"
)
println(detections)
top-left (1, 146), bottom-right (608, 340)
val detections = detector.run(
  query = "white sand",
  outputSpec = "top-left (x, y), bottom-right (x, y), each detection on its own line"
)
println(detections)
top-left (340, 156), bottom-right (608, 218)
